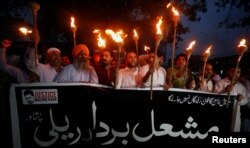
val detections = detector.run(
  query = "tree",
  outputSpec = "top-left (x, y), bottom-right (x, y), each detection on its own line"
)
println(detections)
top-left (215, 0), bottom-right (250, 28)
top-left (0, 0), bottom-right (248, 50)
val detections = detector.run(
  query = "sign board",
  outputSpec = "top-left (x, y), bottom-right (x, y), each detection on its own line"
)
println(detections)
top-left (10, 83), bottom-right (236, 147)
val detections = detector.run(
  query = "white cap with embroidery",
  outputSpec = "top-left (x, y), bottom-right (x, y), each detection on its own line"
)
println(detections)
top-left (47, 47), bottom-right (61, 54)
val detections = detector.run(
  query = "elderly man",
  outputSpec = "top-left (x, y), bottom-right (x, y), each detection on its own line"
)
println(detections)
top-left (26, 46), bottom-right (62, 82)
top-left (56, 44), bottom-right (98, 83)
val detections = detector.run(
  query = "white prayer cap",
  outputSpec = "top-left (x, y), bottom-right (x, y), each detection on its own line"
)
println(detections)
top-left (47, 47), bottom-right (61, 54)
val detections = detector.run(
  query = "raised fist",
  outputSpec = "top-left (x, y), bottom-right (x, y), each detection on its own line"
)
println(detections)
top-left (1, 39), bottom-right (12, 48)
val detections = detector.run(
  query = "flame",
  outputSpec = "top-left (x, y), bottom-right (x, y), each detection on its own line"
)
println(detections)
top-left (93, 29), bottom-right (100, 34)
top-left (186, 40), bottom-right (196, 51)
top-left (167, 3), bottom-right (179, 16)
top-left (105, 29), bottom-right (126, 44)
top-left (172, 7), bottom-right (179, 16)
top-left (133, 29), bottom-right (139, 41)
top-left (156, 17), bottom-right (163, 35)
top-left (19, 27), bottom-right (32, 35)
top-left (238, 39), bottom-right (247, 48)
top-left (70, 17), bottom-right (76, 28)
top-left (166, 3), bottom-right (172, 8)
top-left (93, 29), bottom-right (106, 48)
top-left (205, 45), bottom-right (212, 54)
top-left (144, 45), bottom-right (150, 51)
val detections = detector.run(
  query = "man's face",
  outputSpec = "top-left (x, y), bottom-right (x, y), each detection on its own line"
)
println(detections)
top-left (25, 94), bottom-right (35, 104)
top-left (101, 51), bottom-right (112, 66)
top-left (61, 56), bottom-right (70, 66)
top-left (76, 50), bottom-right (89, 63)
top-left (205, 64), bottom-right (213, 79)
top-left (93, 54), bottom-right (100, 63)
top-left (228, 68), bottom-right (241, 81)
top-left (126, 52), bottom-right (137, 68)
top-left (46, 51), bottom-right (61, 68)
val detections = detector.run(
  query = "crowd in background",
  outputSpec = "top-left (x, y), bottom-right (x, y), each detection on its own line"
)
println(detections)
top-left (1, 38), bottom-right (250, 133)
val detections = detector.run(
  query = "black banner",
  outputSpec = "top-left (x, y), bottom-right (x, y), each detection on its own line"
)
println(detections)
top-left (10, 83), bottom-right (236, 147)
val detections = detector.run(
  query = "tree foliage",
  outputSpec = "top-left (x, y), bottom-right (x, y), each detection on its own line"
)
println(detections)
top-left (0, 0), bottom-right (248, 50)
top-left (215, 0), bottom-right (250, 28)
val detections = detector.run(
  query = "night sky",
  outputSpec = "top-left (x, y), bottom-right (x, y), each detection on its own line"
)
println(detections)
top-left (179, 1), bottom-right (249, 58)
top-left (0, 0), bottom-right (249, 59)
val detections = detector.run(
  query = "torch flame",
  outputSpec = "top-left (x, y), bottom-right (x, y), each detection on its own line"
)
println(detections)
top-left (144, 45), bottom-right (150, 51)
top-left (237, 38), bottom-right (248, 56)
top-left (172, 7), bottom-right (179, 16)
top-left (156, 17), bottom-right (163, 35)
top-left (238, 39), bottom-right (247, 48)
top-left (202, 45), bottom-right (212, 62)
top-left (133, 29), bottom-right (139, 41)
top-left (93, 29), bottom-right (106, 49)
top-left (19, 27), bottom-right (32, 35)
top-left (205, 45), bottom-right (212, 54)
top-left (186, 40), bottom-right (196, 51)
top-left (105, 29), bottom-right (126, 44)
top-left (70, 17), bottom-right (76, 29)
top-left (167, 3), bottom-right (179, 16)
top-left (166, 3), bottom-right (172, 8)
top-left (93, 29), bottom-right (100, 34)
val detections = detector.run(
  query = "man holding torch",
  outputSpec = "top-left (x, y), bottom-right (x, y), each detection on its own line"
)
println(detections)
top-left (116, 50), bottom-right (144, 88)
top-left (214, 65), bottom-right (248, 132)
top-left (56, 44), bottom-right (98, 83)
top-left (214, 38), bottom-right (248, 132)
top-left (142, 50), bottom-right (167, 88)
top-left (194, 63), bottom-right (215, 92)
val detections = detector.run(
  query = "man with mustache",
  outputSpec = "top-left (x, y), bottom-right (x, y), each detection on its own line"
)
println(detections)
top-left (56, 44), bottom-right (98, 83)
top-left (214, 66), bottom-right (248, 132)
top-left (116, 50), bottom-right (144, 88)
top-left (94, 49), bottom-right (115, 86)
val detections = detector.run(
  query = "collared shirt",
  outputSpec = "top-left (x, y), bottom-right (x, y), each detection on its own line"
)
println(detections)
top-left (56, 64), bottom-right (98, 83)
top-left (214, 77), bottom-right (248, 132)
top-left (214, 78), bottom-right (248, 103)
top-left (197, 77), bottom-right (214, 92)
top-left (143, 65), bottom-right (166, 87)
top-left (116, 66), bottom-right (144, 88)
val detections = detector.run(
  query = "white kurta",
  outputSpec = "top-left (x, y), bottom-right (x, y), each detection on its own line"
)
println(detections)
top-left (31, 63), bottom-right (58, 82)
top-left (116, 67), bottom-right (144, 88)
top-left (56, 64), bottom-right (98, 83)
top-left (143, 65), bottom-right (166, 87)
top-left (214, 78), bottom-right (248, 132)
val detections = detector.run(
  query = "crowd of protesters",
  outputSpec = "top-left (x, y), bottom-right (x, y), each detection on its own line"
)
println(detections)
top-left (1, 38), bottom-right (250, 132)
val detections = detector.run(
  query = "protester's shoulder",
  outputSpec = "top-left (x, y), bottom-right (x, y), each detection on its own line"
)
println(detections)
top-left (88, 65), bottom-right (98, 72)
top-left (237, 81), bottom-right (247, 89)
top-left (119, 67), bottom-right (129, 72)
top-left (36, 63), bottom-right (47, 69)
top-left (61, 64), bottom-right (74, 71)
top-left (158, 66), bottom-right (166, 71)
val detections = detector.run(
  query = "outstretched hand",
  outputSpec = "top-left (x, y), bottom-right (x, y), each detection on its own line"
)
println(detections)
top-left (1, 39), bottom-right (12, 48)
